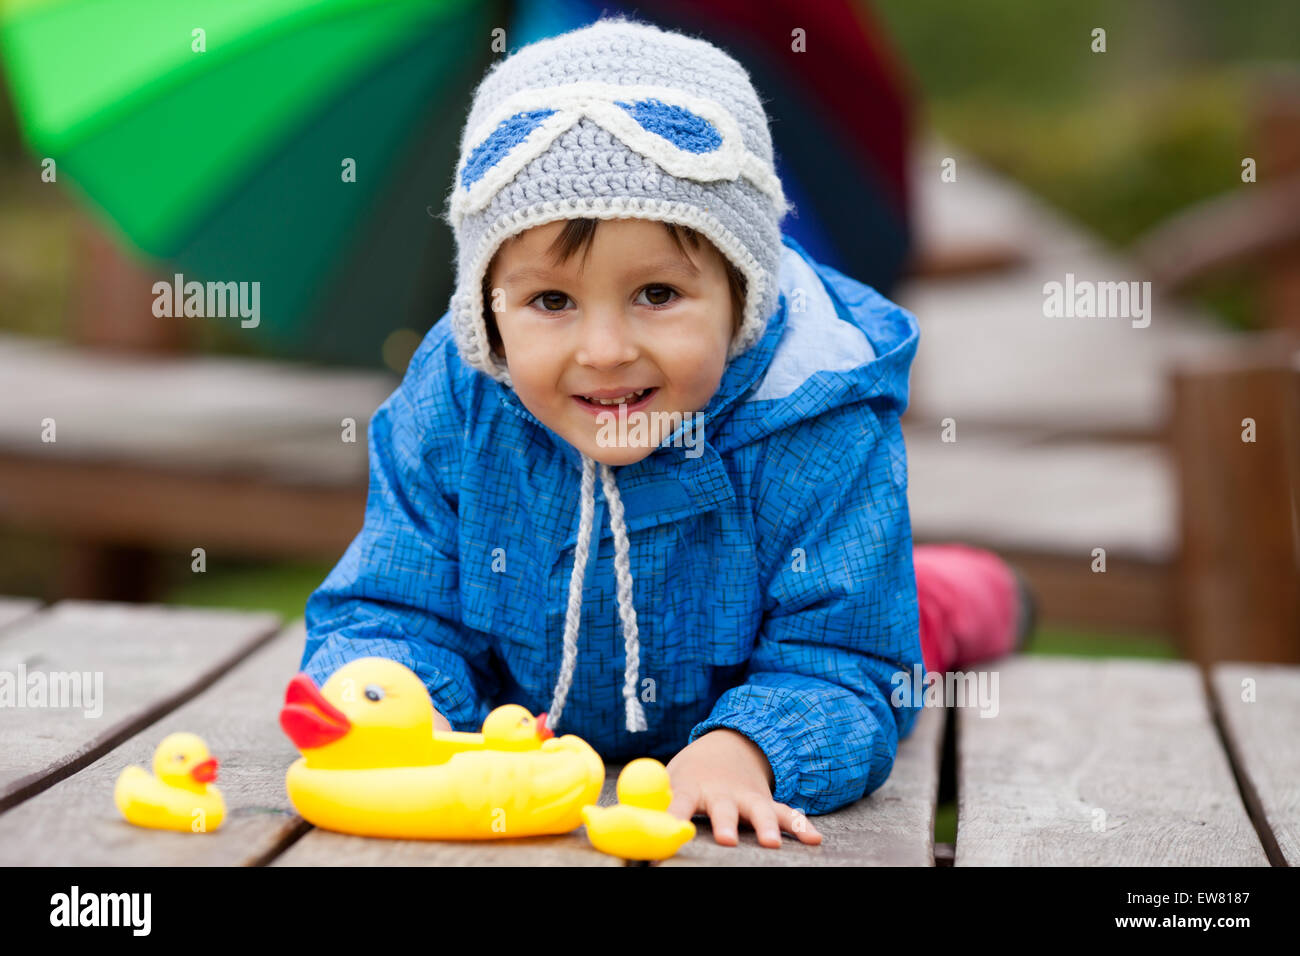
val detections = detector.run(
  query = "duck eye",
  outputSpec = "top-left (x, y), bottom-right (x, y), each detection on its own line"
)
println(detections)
top-left (174, 754), bottom-right (186, 762)
top-left (364, 684), bottom-right (384, 702)
top-left (518, 716), bottom-right (531, 726)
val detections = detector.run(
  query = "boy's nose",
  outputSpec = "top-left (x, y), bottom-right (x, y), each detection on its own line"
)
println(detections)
top-left (574, 311), bottom-right (639, 368)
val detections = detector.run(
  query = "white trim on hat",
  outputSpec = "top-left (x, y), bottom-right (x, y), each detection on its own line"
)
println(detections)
top-left (449, 82), bottom-right (788, 229)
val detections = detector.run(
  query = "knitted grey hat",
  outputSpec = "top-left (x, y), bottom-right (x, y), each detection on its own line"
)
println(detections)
top-left (441, 16), bottom-right (791, 386)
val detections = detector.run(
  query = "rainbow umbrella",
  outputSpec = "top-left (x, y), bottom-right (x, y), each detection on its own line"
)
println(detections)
top-left (1, 0), bottom-right (499, 364)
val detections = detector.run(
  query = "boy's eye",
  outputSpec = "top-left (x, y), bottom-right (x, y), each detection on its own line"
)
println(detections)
top-left (531, 291), bottom-right (572, 312)
top-left (637, 285), bottom-right (678, 307)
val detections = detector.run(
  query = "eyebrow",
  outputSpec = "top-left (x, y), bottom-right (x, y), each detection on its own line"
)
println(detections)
top-left (501, 257), bottom-right (700, 286)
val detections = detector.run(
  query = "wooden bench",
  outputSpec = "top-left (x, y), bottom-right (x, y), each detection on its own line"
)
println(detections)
top-left (0, 332), bottom-right (396, 598)
top-left (0, 599), bottom-right (1294, 866)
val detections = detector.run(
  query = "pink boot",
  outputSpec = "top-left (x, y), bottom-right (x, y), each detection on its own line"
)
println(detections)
top-left (915, 544), bottom-right (1035, 674)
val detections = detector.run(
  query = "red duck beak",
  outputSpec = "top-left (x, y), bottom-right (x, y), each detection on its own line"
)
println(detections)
top-left (280, 673), bottom-right (351, 750)
top-left (190, 758), bottom-right (218, 783)
top-left (535, 712), bottom-right (554, 741)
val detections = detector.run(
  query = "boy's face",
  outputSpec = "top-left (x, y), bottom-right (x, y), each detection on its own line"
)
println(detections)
top-left (486, 218), bottom-right (735, 466)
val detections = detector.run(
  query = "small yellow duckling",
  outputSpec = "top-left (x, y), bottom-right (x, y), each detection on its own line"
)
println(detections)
top-left (581, 758), bottom-right (696, 861)
top-left (114, 732), bottom-right (225, 833)
top-left (480, 704), bottom-right (553, 751)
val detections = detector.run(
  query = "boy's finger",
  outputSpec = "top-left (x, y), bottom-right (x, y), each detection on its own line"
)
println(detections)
top-left (666, 784), bottom-right (700, 822)
top-left (740, 796), bottom-right (783, 848)
top-left (706, 797), bottom-right (740, 846)
top-left (775, 802), bottom-right (823, 844)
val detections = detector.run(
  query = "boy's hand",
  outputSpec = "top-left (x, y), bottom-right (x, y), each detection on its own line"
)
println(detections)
top-left (665, 728), bottom-right (822, 848)
top-left (431, 707), bottom-right (452, 733)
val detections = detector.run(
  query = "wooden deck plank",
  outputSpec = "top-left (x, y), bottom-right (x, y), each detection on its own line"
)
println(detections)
top-left (0, 601), bottom-right (279, 811)
top-left (0, 453), bottom-right (367, 560)
top-left (0, 331), bottom-right (395, 485)
top-left (905, 432), bottom-right (1175, 564)
top-left (271, 764), bottom-right (623, 866)
top-left (0, 621), bottom-right (306, 865)
top-left (1210, 663), bottom-right (1300, 865)
top-left (898, 253), bottom-right (1232, 439)
top-left (955, 657), bottom-right (1269, 865)
top-left (661, 703), bottom-right (945, 866)
top-left (0, 597), bottom-right (41, 632)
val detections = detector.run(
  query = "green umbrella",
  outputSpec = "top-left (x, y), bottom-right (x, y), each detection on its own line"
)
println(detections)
top-left (1, 0), bottom-right (497, 364)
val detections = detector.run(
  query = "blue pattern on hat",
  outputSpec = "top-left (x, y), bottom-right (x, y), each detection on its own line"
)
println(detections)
top-left (615, 98), bottom-right (722, 153)
top-left (461, 108), bottom-right (557, 188)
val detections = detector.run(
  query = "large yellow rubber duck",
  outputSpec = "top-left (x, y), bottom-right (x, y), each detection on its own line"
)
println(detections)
top-left (581, 758), bottom-right (696, 860)
top-left (114, 732), bottom-right (225, 833)
top-left (279, 658), bottom-right (604, 840)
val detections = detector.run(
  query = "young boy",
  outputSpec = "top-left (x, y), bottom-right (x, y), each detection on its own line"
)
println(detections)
top-left (301, 17), bottom-right (1030, 849)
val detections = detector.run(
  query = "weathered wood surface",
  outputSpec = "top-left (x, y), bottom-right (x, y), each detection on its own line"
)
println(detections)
top-left (1209, 663), bottom-right (1300, 865)
top-left (905, 431), bottom-right (1174, 563)
top-left (661, 703), bottom-right (944, 866)
top-left (5, 598), bottom-right (1284, 866)
top-left (0, 620), bottom-right (306, 865)
top-left (955, 656), bottom-right (1270, 866)
top-left (0, 331), bottom-right (395, 485)
top-left (1173, 351), bottom-right (1300, 665)
top-left (0, 597), bottom-right (41, 632)
top-left (0, 454), bottom-right (369, 560)
top-left (0, 601), bottom-right (279, 811)
top-left (272, 765), bottom-right (623, 867)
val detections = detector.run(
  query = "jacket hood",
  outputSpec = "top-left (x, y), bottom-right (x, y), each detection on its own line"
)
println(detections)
top-left (707, 233), bottom-right (919, 453)
top-left (486, 233), bottom-right (919, 734)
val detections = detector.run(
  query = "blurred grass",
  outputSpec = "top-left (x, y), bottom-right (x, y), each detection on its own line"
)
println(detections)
top-left (163, 558), bottom-right (333, 622)
top-left (0, 176), bottom-right (75, 339)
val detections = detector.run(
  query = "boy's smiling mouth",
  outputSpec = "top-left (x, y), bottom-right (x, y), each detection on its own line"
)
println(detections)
top-left (572, 386), bottom-right (658, 414)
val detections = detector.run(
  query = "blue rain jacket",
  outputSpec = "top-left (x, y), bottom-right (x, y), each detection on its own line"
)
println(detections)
top-left (301, 234), bottom-right (924, 815)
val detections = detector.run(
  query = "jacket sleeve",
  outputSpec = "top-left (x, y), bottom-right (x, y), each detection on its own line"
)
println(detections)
top-left (300, 330), bottom-right (495, 732)
top-left (687, 400), bottom-right (924, 815)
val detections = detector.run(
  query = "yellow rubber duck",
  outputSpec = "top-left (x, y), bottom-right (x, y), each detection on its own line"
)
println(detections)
top-left (114, 732), bottom-right (225, 833)
top-left (581, 758), bottom-right (696, 861)
top-left (279, 657), bottom-right (603, 840)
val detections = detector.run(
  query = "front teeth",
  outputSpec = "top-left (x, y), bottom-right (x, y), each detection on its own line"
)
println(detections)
top-left (586, 389), bottom-right (648, 406)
